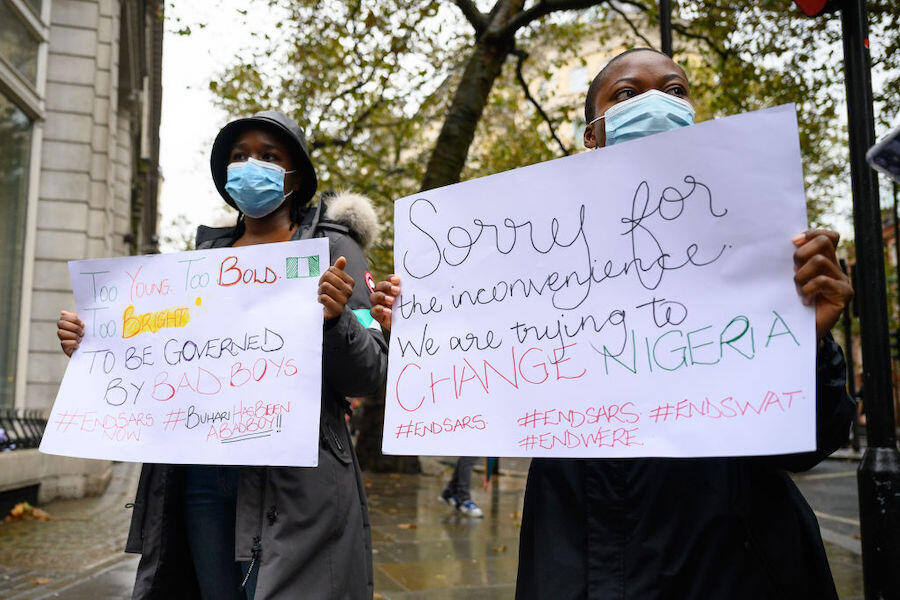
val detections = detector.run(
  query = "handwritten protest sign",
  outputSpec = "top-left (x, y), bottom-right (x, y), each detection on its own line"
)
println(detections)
top-left (40, 238), bottom-right (329, 467)
top-left (383, 104), bottom-right (817, 458)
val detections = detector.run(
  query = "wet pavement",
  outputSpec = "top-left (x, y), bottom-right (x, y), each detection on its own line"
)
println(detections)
top-left (0, 457), bottom-right (866, 599)
top-left (792, 459), bottom-right (864, 600)
top-left (367, 458), bottom-right (526, 599)
top-left (0, 461), bottom-right (140, 599)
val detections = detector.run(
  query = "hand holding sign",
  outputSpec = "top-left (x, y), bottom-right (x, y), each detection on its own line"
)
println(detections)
top-left (791, 229), bottom-right (852, 341)
top-left (319, 256), bottom-right (355, 320)
top-left (370, 274), bottom-right (401, 330)
top-left (57, 311), bottom-right (85, 357)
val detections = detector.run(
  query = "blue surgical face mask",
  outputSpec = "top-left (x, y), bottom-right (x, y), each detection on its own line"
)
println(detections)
top-left (589, 89), bottom-right (695, 146)
top-left (225, 157), bottom-right (295, 218)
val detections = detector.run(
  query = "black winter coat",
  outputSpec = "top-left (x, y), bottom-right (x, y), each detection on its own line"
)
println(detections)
top-left (516, 335), bottom-right (854, 600)
top-left (125, 197), bottom-right (387, 599)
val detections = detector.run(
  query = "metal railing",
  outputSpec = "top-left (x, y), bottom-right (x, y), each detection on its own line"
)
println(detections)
top-left (0, 409), bottom-right (46, 451)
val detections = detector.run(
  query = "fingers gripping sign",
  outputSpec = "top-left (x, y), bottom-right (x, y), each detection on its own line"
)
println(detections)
top-left (370, 275), bottom-right (401, 331)
top-left (318, 256), bottom-right (355, 320)
top-left (792, 229), bottom-right (853, 342)
top-left (57, 310), bottom-right (85, 358)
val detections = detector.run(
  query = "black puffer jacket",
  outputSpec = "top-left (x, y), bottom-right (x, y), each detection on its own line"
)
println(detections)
top-left (516, 335), bottom-right (854, 600)
top-left (125, 195), bottom-right (386, 600)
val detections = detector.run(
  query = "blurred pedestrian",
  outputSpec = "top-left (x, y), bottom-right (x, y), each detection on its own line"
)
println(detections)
top-left (56, 111), bottom-right (386, 599)
top-left (438, 457), bottom-right (483, 518)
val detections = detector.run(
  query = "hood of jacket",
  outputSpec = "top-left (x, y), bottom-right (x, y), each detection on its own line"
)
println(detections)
top-left (210, 110), bottom-right (318, 208)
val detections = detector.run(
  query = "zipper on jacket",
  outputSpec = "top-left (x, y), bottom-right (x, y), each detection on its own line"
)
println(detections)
top-left (241, 468), bottom-right (268, 592)
top-left (329, 423), bottom-right (344, 452)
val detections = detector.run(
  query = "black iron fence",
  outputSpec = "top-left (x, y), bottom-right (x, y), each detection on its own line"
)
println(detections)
top-left (0, 409), bottom-right (46, 451)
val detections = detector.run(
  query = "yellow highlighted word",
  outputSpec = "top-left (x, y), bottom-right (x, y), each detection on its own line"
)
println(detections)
top-left (122, 304), bottom-right (190, 339)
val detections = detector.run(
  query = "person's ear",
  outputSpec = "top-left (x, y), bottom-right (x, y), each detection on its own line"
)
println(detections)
top-left (286, 172), bottom-right (302, 193)
top-left (584, 120), bottom-right (603, 149)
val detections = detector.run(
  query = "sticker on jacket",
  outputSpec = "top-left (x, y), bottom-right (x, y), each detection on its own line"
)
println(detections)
top-left (352, 308), bottom-right (381, 330)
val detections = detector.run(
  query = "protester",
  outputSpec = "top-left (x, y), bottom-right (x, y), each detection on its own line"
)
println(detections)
top-left (56, 111), bottom-right (386, 599)
top-left (370, 48), bottom-right (855, 600)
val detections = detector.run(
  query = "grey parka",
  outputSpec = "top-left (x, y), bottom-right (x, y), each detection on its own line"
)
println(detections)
top-left (125, 194), bottom-right (387, 599)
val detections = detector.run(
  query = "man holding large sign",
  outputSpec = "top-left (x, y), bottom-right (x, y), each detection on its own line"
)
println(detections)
top-left (373, 49), bottom-right (854, 599)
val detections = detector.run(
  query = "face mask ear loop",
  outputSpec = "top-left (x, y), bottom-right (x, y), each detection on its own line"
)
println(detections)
top-left (283, 166), bottom-right (296, 200)
top-left (587, 114), bottom-right (605, 150)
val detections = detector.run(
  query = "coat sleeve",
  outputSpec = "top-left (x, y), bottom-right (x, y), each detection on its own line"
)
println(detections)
top-left (766, 333), bottom-right (856, 473)
top-left (321, 231), bottom-right (388, 398)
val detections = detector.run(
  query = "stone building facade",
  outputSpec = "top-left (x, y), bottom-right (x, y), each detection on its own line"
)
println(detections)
top-left (0, 0), bottom-right (163, 502)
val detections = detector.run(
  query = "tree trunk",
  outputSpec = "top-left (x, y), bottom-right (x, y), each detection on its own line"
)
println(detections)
top-left (419, 1), bottom-right (522, 191)
top-left (360, 2), bottom-right (524, 472)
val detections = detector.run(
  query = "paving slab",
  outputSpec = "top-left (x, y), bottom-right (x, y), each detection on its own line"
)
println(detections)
top-left (0, 461), bottom-right (139, 599)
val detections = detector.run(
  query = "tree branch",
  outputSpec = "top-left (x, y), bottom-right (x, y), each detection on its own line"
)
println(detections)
top-left (513, 49), bottom-right (570, 156)
top-left (670, 21), bottom-right (730, 61)
top-left (310, 137), bottom-right (350, 149)
top-left (615, 0), bottom-right (731, 60)
top-left (498, 0), bottom-right (607, 39)
top-left (607, 2), bottom-right (654, 48)
top-left (453, 0), bottom-right (488, 35)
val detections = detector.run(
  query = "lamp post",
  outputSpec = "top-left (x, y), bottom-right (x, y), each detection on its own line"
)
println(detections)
top-left (838, 1), bottom-right (900, 597)
top-left (658, 0), bottom-right (672, 56)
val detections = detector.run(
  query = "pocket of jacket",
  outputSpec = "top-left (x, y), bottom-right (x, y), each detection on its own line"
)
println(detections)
top-left (322, 422), bottom-right (352, 465)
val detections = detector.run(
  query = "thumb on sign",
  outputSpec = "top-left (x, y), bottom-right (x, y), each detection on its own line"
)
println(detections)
top-left (319, 256), bottom-right (355, 320)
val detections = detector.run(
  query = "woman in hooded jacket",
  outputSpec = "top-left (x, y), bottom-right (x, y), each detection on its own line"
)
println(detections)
top-left (56, 110), bottom-right (386, 599)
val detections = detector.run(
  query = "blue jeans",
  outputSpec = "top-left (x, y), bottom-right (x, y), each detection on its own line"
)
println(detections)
top-left (183, 466), bottom-right (257, 599)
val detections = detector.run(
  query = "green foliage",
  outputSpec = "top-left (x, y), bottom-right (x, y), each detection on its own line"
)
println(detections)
top-left (159, 213), bottom-right (197, 252)
top-left (208, 0), bottom-right (899, 277)
top-left (598, 0), bottom-right (897, 227)
top-left (210, 0), bottom-right (470, 275)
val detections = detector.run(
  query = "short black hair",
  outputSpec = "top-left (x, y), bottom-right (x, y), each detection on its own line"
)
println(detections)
top-left (584, 47), bottom-right (683, 122)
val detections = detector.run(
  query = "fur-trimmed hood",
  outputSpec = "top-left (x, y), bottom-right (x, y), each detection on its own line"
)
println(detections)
top-left (323, 191), bottom-right (381, 249)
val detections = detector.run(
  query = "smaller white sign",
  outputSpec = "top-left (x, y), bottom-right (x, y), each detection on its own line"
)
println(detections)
top-left (40, 238), bottom-right (329, 467)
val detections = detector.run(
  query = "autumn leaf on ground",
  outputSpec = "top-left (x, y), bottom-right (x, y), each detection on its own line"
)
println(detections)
top-left (30, 577), bottom-right (51, 585)
top-left (4, 502), bottom-right (54, 523)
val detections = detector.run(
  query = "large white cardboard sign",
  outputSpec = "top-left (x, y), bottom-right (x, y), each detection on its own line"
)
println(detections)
top-left (383, 104), bottom-right (817, 458)
top-left (40, 238), bottom-right (329, 467)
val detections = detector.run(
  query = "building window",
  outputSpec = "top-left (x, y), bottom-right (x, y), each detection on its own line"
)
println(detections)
top-left (0, 93), bottom-right (32, 405)
top-left (569, 66), bottom-right (589, 94)
top-left (0, 0), bottom-right (41, 85)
